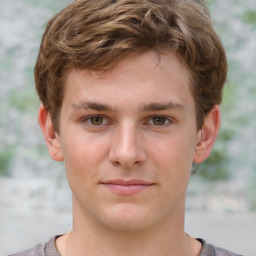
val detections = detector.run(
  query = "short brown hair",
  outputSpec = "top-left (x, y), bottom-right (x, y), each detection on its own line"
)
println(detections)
top-left (35, 0), bottom-right (228, 132)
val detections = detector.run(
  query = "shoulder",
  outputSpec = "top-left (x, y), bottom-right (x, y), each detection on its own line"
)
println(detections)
top-left (9, 244), bottom-right (43, 256)
top-left (9, 248), bottom-right (36, 256)
top-left (198, 239), bottom-right (244, 256)
top-left (215, 246), bottom-right (244, 256)
top-left (8, 236), bottom-right (59, 256)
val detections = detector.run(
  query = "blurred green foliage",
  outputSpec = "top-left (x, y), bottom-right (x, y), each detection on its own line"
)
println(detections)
top-left (248, 160), bottom-right (256, 211)
top-left (0, 146), bottom-right (15, 176)
top-left (243, 10), bottom-right (256, 25)
top-left (197, 151), bottom-right (230, 181)
top-left (25, 0), bottom-right (68, 13)
top-left (197, 129), bottom-right (234, 181)
top-left (0, 0), bottom-right (255, 215)
top-left (9, 90), bottom-right (39, 113)
top-left (0, 49), bottom-right (15, 70)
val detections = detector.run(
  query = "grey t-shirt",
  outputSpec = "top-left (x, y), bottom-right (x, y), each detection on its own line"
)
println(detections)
top-left (9, 236), bottom-right (244, 256)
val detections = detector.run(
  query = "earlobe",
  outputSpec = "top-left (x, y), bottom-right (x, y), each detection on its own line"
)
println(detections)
top-left (38, 104), bottom-right (64, 162)
top-left (193, 105), bottom-right (221, 164)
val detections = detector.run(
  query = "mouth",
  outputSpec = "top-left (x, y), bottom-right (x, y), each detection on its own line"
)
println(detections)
top-left (100, 179), bottom-right (155, 195)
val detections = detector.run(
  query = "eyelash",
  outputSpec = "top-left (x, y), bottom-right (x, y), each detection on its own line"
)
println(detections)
top-left (82, 115), bottom-right (109, 126)
top-left (146, 116), bottom-right (174, 126)
top-left (81, 115), bottom-right (174, 127)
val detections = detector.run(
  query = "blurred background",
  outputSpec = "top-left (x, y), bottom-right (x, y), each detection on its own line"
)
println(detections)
top-left (0, 0), bottom-right (255, 255)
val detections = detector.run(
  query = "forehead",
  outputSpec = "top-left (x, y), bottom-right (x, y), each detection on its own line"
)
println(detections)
top-left (62, 51), bottom-right (193, 110)
top-left (94, 51), bottom-right (189, 82)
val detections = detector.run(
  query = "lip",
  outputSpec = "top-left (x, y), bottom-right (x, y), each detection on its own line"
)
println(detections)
top-left (101, 179), bottom-right (154, 195)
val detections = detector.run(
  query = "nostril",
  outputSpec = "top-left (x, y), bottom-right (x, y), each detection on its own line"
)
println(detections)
top-left (114, 161), bottom-right (120, 166)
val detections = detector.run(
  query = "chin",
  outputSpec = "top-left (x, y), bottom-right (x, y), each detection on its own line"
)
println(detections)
top-left (102, 203), bottom-right (154, 232)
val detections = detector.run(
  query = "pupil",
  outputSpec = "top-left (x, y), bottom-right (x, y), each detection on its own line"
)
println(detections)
top-left (153, 117), bottom-right (165, 125)
top-left (91, 116), bottom-right (103, 125)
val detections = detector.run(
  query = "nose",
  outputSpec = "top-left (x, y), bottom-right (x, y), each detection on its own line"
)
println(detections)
top-left (109, 123), bottom-right (146, 169)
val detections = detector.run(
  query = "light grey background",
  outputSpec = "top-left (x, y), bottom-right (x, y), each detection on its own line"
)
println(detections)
top-left (0, 0), bottom-right (255, 255)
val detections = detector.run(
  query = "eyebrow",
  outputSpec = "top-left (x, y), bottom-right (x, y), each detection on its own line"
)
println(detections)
top-left (72, 102), bottom-right (116, 112)
top-left (139, 102), bottom-right (185, 112)
top-left (71, 101), bottom-right (184, 112)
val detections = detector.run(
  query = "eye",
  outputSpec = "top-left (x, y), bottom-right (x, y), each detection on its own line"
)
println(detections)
top-left (80, 115), bottom-right (111, 130)
top-left (146, 116), bottom-right (173, 126)
top-left (88, 116), bottom-right (106, 126)
top-left (151, 116), bottom-right (168, 125)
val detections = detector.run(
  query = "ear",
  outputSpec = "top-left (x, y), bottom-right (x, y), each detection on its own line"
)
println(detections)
top-left (38, 104), bottom-right (64, 161)
top-left (193, 105), bottom-right (221, 164)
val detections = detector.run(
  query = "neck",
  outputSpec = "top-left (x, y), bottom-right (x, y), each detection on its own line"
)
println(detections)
top-left (56, 197), bottom-right (201, 256)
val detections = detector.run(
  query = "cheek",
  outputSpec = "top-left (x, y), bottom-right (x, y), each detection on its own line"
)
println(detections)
top-left (60, 133), bottom-right (110, 185)
top-left (151, 134), bottom-right (195, 166)
top-left (148, 134), bottom-right (195, 186)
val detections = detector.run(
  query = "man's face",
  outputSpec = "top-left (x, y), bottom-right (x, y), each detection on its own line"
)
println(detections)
top-left (52, 51), bottom-right (203, 231)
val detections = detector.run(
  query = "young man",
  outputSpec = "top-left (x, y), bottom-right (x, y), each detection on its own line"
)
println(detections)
top-left (11, 0), bottom-right (243, 255)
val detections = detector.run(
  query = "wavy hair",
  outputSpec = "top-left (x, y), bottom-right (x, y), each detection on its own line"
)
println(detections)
top-left (35, 0), bottom-right (227, 132)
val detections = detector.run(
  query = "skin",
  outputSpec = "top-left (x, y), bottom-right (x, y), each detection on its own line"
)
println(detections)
top-left (38, 51), bottom-right (220, 256)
